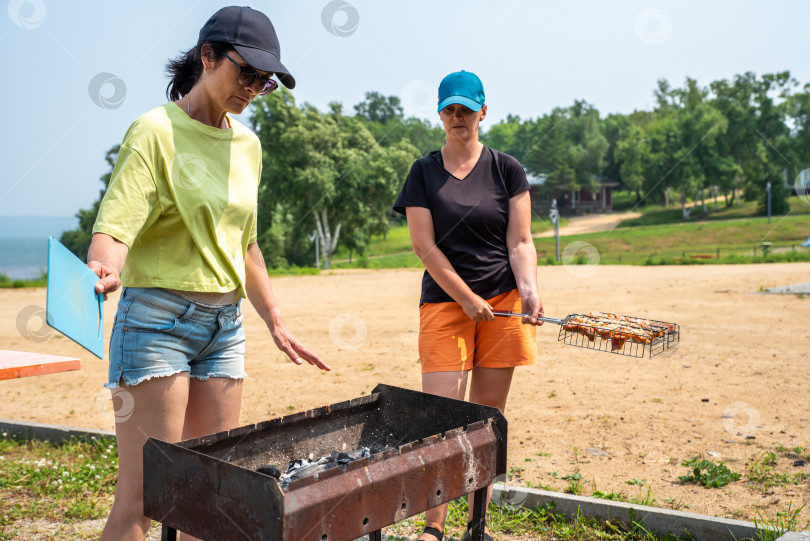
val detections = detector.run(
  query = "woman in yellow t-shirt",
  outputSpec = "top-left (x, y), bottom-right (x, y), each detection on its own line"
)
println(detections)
top-left (88, 7), bottom-right (330, 540)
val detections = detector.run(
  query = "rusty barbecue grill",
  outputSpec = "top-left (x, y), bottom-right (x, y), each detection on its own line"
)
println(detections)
top-left (143, 384), bottom-right (507, 541)
top-left (493, 311), bottom-right (680, 358)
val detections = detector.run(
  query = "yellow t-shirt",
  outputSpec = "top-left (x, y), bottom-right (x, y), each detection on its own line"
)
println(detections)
top-left (93, 103), bottom-right (260, 297)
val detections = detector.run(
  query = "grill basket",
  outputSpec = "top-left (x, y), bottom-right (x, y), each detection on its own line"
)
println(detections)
top-left (558, 314), bottom-right (680, 358)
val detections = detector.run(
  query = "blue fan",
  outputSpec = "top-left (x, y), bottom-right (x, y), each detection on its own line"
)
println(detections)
top-left (46, 238), bottom-right (104, 359)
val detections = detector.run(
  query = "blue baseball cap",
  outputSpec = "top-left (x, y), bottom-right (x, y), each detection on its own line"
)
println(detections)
top-left (437, 70), bottom-right (485, 112)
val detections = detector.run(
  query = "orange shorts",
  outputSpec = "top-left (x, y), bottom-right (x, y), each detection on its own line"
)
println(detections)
top-left (418, 289), bottom-right (537, 374)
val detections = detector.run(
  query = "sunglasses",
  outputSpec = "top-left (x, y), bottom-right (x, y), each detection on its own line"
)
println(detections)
top-left (223, 53), bottom-right (279, 96)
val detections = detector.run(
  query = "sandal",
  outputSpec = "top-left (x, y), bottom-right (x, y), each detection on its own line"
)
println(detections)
top-left (418, 525), bottom-right (444, 541)
top-left (462, 520), bottom-right (494, 541)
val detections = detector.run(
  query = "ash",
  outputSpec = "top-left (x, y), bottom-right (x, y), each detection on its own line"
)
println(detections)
top-left (257, 443), bottom-right (392, 489)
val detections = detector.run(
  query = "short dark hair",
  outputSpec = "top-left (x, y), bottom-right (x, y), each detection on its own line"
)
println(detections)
top-left (165, 41), bottom-right (232, 101)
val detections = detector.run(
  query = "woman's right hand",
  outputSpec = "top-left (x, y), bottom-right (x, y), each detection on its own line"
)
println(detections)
top-left (461, 294), bottom-right (494, 322)
top-left (87, 233), bottom-right (129, 300)
top-left (88, 260), bottom-right (121, 300)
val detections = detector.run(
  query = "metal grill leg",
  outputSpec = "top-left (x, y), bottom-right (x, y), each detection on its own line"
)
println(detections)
top-left (470, 486), bottom-right (487, 541)
top-left (369, 530), bottom-right (382, 541)
top-left (161, 524), bottom-right (177, 541)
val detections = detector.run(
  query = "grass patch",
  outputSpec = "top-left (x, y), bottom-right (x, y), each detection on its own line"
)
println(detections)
top-left (0, 433), bottom-right (118, 534)
top-left (331, 251), bottom-right (422, 270)
top-left (616, 196), bottom-right (810, 227)
top-left (534, 214), bottom-right (810, 265)
top-left (0, 270), bottom-right (47, 289)
top-left (330, 216), bottom-right (567, 266)
top-left (746, 451), bottom-right (808, 490)
top-left (2, 433), bottom-right (804, 541)
top-left (266, 265), bottom-right (321, 277)
top-left (332, 223), bottom-right (416, 260)
top-left (405, 497), bottom-right (697, 540)
top-left (752, 502), bottom-right (809, 541)
top-left (678, 457), bottom-right (741, 489)
top-left (281, 200), bottom-right (810, 270)
top-left (2, 433), bottom-right (704, 541)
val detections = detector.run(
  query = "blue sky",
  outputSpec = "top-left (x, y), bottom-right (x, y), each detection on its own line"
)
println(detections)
top-left (1, 0), bottom-right (808, 219)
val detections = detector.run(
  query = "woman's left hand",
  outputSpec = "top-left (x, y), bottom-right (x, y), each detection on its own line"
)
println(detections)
top-left (269, 319), bottom-right (331, 371)
top-left (521, 291), bottom-right (544, 326)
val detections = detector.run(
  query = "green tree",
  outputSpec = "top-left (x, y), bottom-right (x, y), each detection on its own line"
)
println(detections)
top-left (614, 124), bottom-right (647, 202)
top-left (59, 145), bottom-right (120, 260)
top-left (252, 90), bottom-right (418, 268)
top-left (353, 91), bottom-right (403, 124)
top-left (786, 85), bottom-right (810, 169)
top-left (482, 114), bottom-right (523, 156)
top-left (353, 92), bottom-right (445, 155)
top-left (710, 72), bottom-right (792, 214)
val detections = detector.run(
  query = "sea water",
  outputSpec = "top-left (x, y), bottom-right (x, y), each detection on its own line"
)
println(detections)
top-left (0, 216), bottom-right (78, 280)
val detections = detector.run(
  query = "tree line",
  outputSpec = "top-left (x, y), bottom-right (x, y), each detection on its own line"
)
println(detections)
top-left (62, 70), bottom-right (810, 268)
top-left (486, 71), bottom-right (810, 219)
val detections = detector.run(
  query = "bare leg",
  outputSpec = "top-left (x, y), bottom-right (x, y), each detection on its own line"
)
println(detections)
top-left (418, 371), bottom-right (469, 541)
top-left (178, 377), bottom-right (244, 541)
top-left (467, 366), bottom-right (515, 533)
top-left (101, 374), bottom-right (190, 541)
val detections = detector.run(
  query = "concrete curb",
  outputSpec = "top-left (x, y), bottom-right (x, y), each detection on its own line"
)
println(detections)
top-left (492, 484), bottom-right (773, 540)
top-left (777, 534), bottom-right (810, 541)
top-left (0, 418), bottom-right (114, 444)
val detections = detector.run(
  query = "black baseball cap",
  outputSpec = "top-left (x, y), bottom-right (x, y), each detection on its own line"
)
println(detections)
top-left (198, 6), bottom-right (295, 89)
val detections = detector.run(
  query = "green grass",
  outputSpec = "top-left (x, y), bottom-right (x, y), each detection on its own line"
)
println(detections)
top-left (534, 214), bottom-right (810, 265)
top-left (1, 434), bottom-right (805, 540)
top-left (402, 497), bottom-right (698, 540)
top-left (0, 270), bottom-right (47, 289)
top-left (266, 265), bottom-right (322, 277)
top-left (746, 451), bottom-right (809, 490)
top-left (0, 433), bottom-right (118, 534)
top-left (330, 216), bottom-right (564, 266)
top-left (2, 434), bottom-right (697, 541)
top-left (322, 199), bottom-right (810, 270)
top-left (332, 222), bottom-right (416, 260)
top-left (751, 503), bottom-right (809, 541)
top-left (617, 196), bottom-right (810, 227)
top-left (678, 457), bottom-right (741, 489)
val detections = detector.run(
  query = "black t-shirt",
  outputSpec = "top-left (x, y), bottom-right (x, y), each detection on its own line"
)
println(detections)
top-left (393, 146), bottom-right (530, 304)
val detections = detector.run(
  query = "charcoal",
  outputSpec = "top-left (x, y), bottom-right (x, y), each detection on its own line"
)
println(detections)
top-left (256, 464), bottom-right (282, 479)
top-left (278, 444), bottom-right (393, 488)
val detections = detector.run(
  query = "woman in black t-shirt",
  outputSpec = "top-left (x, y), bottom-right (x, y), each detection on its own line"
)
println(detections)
top-left (394, 71), bottom-right (544, 541)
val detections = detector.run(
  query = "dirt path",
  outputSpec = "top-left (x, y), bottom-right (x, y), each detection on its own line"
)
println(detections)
top-left (533, 212), bottom-right (642, 238)
top-left (1, 264), bottom-right (808, 532)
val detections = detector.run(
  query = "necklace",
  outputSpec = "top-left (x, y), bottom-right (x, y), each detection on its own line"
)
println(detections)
top-left (186, 94), bottom-right (191, 115)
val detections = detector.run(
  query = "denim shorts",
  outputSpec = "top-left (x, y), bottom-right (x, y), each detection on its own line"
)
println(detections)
top-left (105, 287), bottom-right (247, 389)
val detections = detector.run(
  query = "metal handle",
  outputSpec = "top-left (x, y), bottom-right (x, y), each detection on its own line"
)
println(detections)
top-left (491, 310), bottom-right (563, 325)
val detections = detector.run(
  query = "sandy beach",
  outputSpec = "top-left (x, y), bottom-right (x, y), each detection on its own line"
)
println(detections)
top-left (1, 263), bottom-right (808, 527)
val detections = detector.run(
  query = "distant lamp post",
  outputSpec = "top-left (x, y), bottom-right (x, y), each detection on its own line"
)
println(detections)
top-left (549, 199), bottom-right (560, 262)
top-left (766, 182), bottom-right (771, 224)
